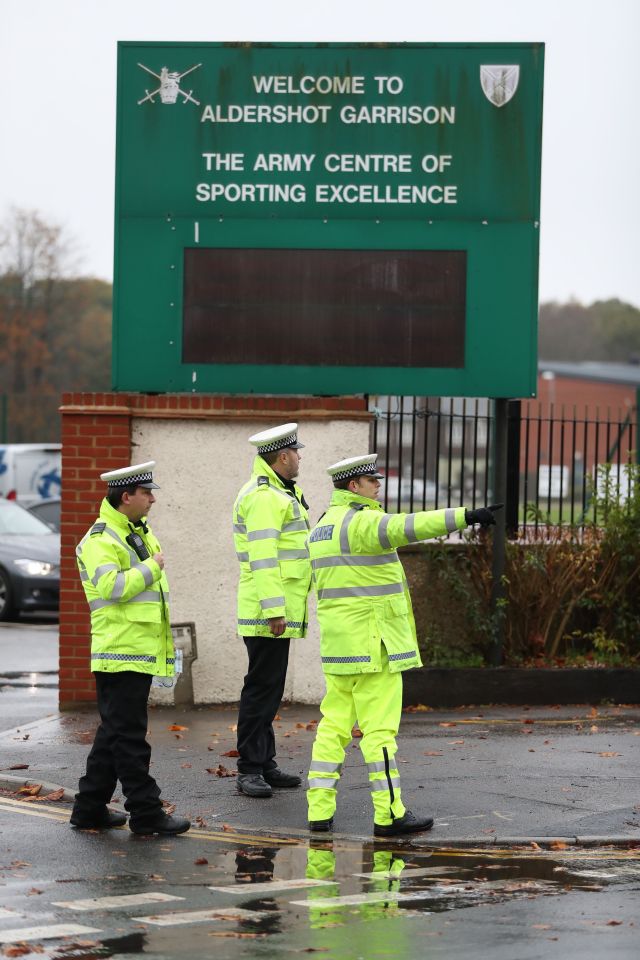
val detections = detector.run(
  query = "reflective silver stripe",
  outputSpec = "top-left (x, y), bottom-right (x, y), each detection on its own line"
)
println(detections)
top-left (278, 549), bottom-right (309, 560)
top-left (444, 508), bottom-right (458, 533)
top-left (322, 655), bottom-right (371, 664)
top-left (111, 572), bottom-right (126, 600)
top-left (388, 651), bottom-right (416, 661)
top-left (404, 514), bottom-right (418, 542)
top-left (91, 563), bottom-right (118, 585)
top-left (89, 598), bottom-right (117, 611)
top-left (130, 590), bottom-right (163, 603)
top-left (368, 760), bottom-right (394, 773)
top-left (104, 526), bottom-right (139, 563)
top-left (134, 562), bottom-right (154, 587)
top-left (317, 583), bottom-right (404, 600)
top-left (238, 618), bottom-right (305, 628)
top-left (290, 501), bottom-right (301, 519)
top-left (250, 558), bottom-right (279, 571)
top-left (307, 778), bottom-right (338, 790)
top-left (311, 553), bottom-right (397, 569)
top-left (79, 569), bottom-right (90, 582)
top-left (247, 528), bottom-right (281, 541)
top-left (282, 519), bottom-right (307, 532)
top-left (260, 595), bottom-right (285, 610)
top-left (370, 777), bottom-right (401, 792)
top-left (91, 652), bottom-right (156, 663)
top-left (236, 551), bottom-right (249, 562)
top-left (310, 760), bottom-right (343, 774)
top-left (378, 514), bottom-right (392, 549)
top-left (233, 523), bottom-right (247, 534)
top-left (339, 509), bottom-right (357, 554)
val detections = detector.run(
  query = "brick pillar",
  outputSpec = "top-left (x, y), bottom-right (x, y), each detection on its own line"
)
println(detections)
top-left (59, 394), bottom-right (132, 709)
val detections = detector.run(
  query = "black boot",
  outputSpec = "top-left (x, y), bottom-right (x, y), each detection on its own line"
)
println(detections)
top-left (373, 810), bottom-right (434, 837)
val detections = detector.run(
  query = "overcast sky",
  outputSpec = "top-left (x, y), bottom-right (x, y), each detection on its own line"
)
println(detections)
top-left (4, 0), bottom-right (639, 306)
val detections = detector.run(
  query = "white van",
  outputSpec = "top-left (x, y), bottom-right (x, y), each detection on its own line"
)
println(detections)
top-left (0, 444), bottom-right (62, 506)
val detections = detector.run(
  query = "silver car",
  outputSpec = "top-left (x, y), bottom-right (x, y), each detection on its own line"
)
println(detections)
top-left (0, 499), bottom-right (60, 621)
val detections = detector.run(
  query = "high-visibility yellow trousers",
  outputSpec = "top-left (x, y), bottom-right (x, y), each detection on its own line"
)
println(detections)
top-left (307, 646), bottom-right (406, 827)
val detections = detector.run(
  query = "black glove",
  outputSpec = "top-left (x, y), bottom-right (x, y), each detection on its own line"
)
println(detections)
top-left (465, 503), bottom-right (504, 527)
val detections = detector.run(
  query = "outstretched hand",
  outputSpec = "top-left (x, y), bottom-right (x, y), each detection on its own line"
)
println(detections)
top-left (465, 503), bottom-right (504, 527)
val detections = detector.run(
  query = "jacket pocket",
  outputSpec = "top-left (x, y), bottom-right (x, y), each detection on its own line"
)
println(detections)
top-left (124, 603), bottom-right (162, 623)
top-left (279, 559), bottom-right (310, 581)
top-left (384, 594), bottom-right (409, 618)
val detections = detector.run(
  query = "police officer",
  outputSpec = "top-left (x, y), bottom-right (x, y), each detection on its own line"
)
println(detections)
top-left (306, 454), bottom-right (501, 836)
top-left (233, 423), bottom-right (312, 797)
top-left (70, 462), bottom-right (190, 836)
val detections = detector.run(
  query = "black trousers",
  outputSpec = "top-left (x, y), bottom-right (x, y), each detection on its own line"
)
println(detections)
top-left (72, 671), bottom-right (163, 827)
top-left (236, 636), bottom-right (290, 775)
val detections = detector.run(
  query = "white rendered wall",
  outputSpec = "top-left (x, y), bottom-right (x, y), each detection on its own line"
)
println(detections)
top-left (132, 416), bottom-right (369, 705)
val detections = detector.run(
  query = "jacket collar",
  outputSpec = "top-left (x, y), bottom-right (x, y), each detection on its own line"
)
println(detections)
top-left (252, 455), bottom-right (303, 498)
top-left (330, 488), bottom-right (383, 512)
top-left (98, 498), bottom-right (149, 532)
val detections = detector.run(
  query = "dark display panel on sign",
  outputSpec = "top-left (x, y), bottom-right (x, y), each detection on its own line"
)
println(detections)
top-left (183, 248), bottom-right (466, 368)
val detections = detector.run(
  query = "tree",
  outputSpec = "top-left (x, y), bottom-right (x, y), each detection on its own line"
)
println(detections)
top-left (0, 207), bottom-right (111, 441)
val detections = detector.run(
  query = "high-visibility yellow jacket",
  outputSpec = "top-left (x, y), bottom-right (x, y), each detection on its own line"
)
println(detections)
top-left (308, 489), bottom-right (467, 675)
top-left (233, 456), bottom-right (311, 638)
top-left (76, 499), bottom-right (173, 675)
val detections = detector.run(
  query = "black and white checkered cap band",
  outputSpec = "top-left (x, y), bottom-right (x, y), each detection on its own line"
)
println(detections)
top-left (107, 471), bottom-right (153, 487)
top-left (256, 432), bottom-right (298, 454)
top-left (331, 462), bottom-right (381, 482)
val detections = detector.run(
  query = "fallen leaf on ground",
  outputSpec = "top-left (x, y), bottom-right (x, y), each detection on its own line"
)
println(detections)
top-left (530, 842), bottom-right (542, 851)
top-left (222, 823), bottom-right (235, 832)
top-left (228, 724), bottom-right (238, 732)
top-left (27, 888), bottom-right (43, 896)
top-left (549, 841), bottom-right (568, 850)
top-left (2, 945), bottom-right (36, 957)
top-left (206, 765), bottom-right (236, 777)
top-left (180, 763), bottom-right (192, 769)
top-left (306, 722), bottom-right (318, 730)
top-left (194, 815), bottom-right (208, 828)
top-left (439, 722), bottom-right (457, 728)
top-left (8, 764), bottom-right (29, 771)
top-left (606, 920), bottom-right (623, 926)
top-left (522, 719), bottom-right (535, 725)
top-left (17, 784), bottom-right (41, 796)
top-left (194, 857), bottom-right (209, 865)
top-left (448, 739), bottom-right (465, 745)
top-left (168, 724), bottom-right (189, 731)
top-left (221, 749), bottom-right (240, 757)
top-left (531, 924), bottom-right (551, 929)
top-left (148, 874), bottom-right (165, 882)
top-left (424, 751), bottom-right (443, 757)
top-left (598, 752), bottom-right (620, 758)
top-left (404, 704), bottom-right (432, 713)
top-left (42, 788), bottom-right (65, 801)
top-left (351, 728), bottom-right (363, 738)
top-left (590, 725), bottom-right (599, 733)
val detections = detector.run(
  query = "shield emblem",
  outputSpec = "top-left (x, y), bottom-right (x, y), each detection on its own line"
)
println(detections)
top-left (480, 65), bottom-right (520, 107)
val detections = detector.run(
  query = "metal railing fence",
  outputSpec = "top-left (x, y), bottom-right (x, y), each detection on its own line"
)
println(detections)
top-left (370, 397), bottom-right (638, 534)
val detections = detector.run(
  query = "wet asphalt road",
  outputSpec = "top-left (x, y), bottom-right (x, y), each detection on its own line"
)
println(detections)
top-left (0, 621), bottom-right (639, 957)
top-left (0, 798), bottom-right (638, 960)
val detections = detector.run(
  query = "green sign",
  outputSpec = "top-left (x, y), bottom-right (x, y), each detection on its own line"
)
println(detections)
top-left (114, 42), bottom-right (544, 397)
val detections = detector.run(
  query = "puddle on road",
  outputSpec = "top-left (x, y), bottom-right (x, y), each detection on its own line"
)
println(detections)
top-left (3, 840), bottom-right (638, 958)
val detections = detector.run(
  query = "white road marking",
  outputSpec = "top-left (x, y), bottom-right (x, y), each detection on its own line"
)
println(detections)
top-left (137, 906), bottom-right (271, 926)
top-left (52, 892), bottom-right (184, 911)
top-left (0, 923), bottom-right (101, 943)
top-left (291, 890), bottom-right (431, 908)
top-left (209, 878), bottom-right (337, 894)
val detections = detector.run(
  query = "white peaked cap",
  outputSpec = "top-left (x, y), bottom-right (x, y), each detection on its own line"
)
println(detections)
top-left (248, 423), bottom-right (304, 454)
top-left (326, 454), bottom-right (384, 482)
top-left (99, 461), bottom-right (160, 489)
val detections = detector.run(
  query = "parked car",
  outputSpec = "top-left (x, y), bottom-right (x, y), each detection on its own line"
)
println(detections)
top-left (0, 498), bottom-right (60, 621)
top-left (26, 496), bottom-right (61, 532)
